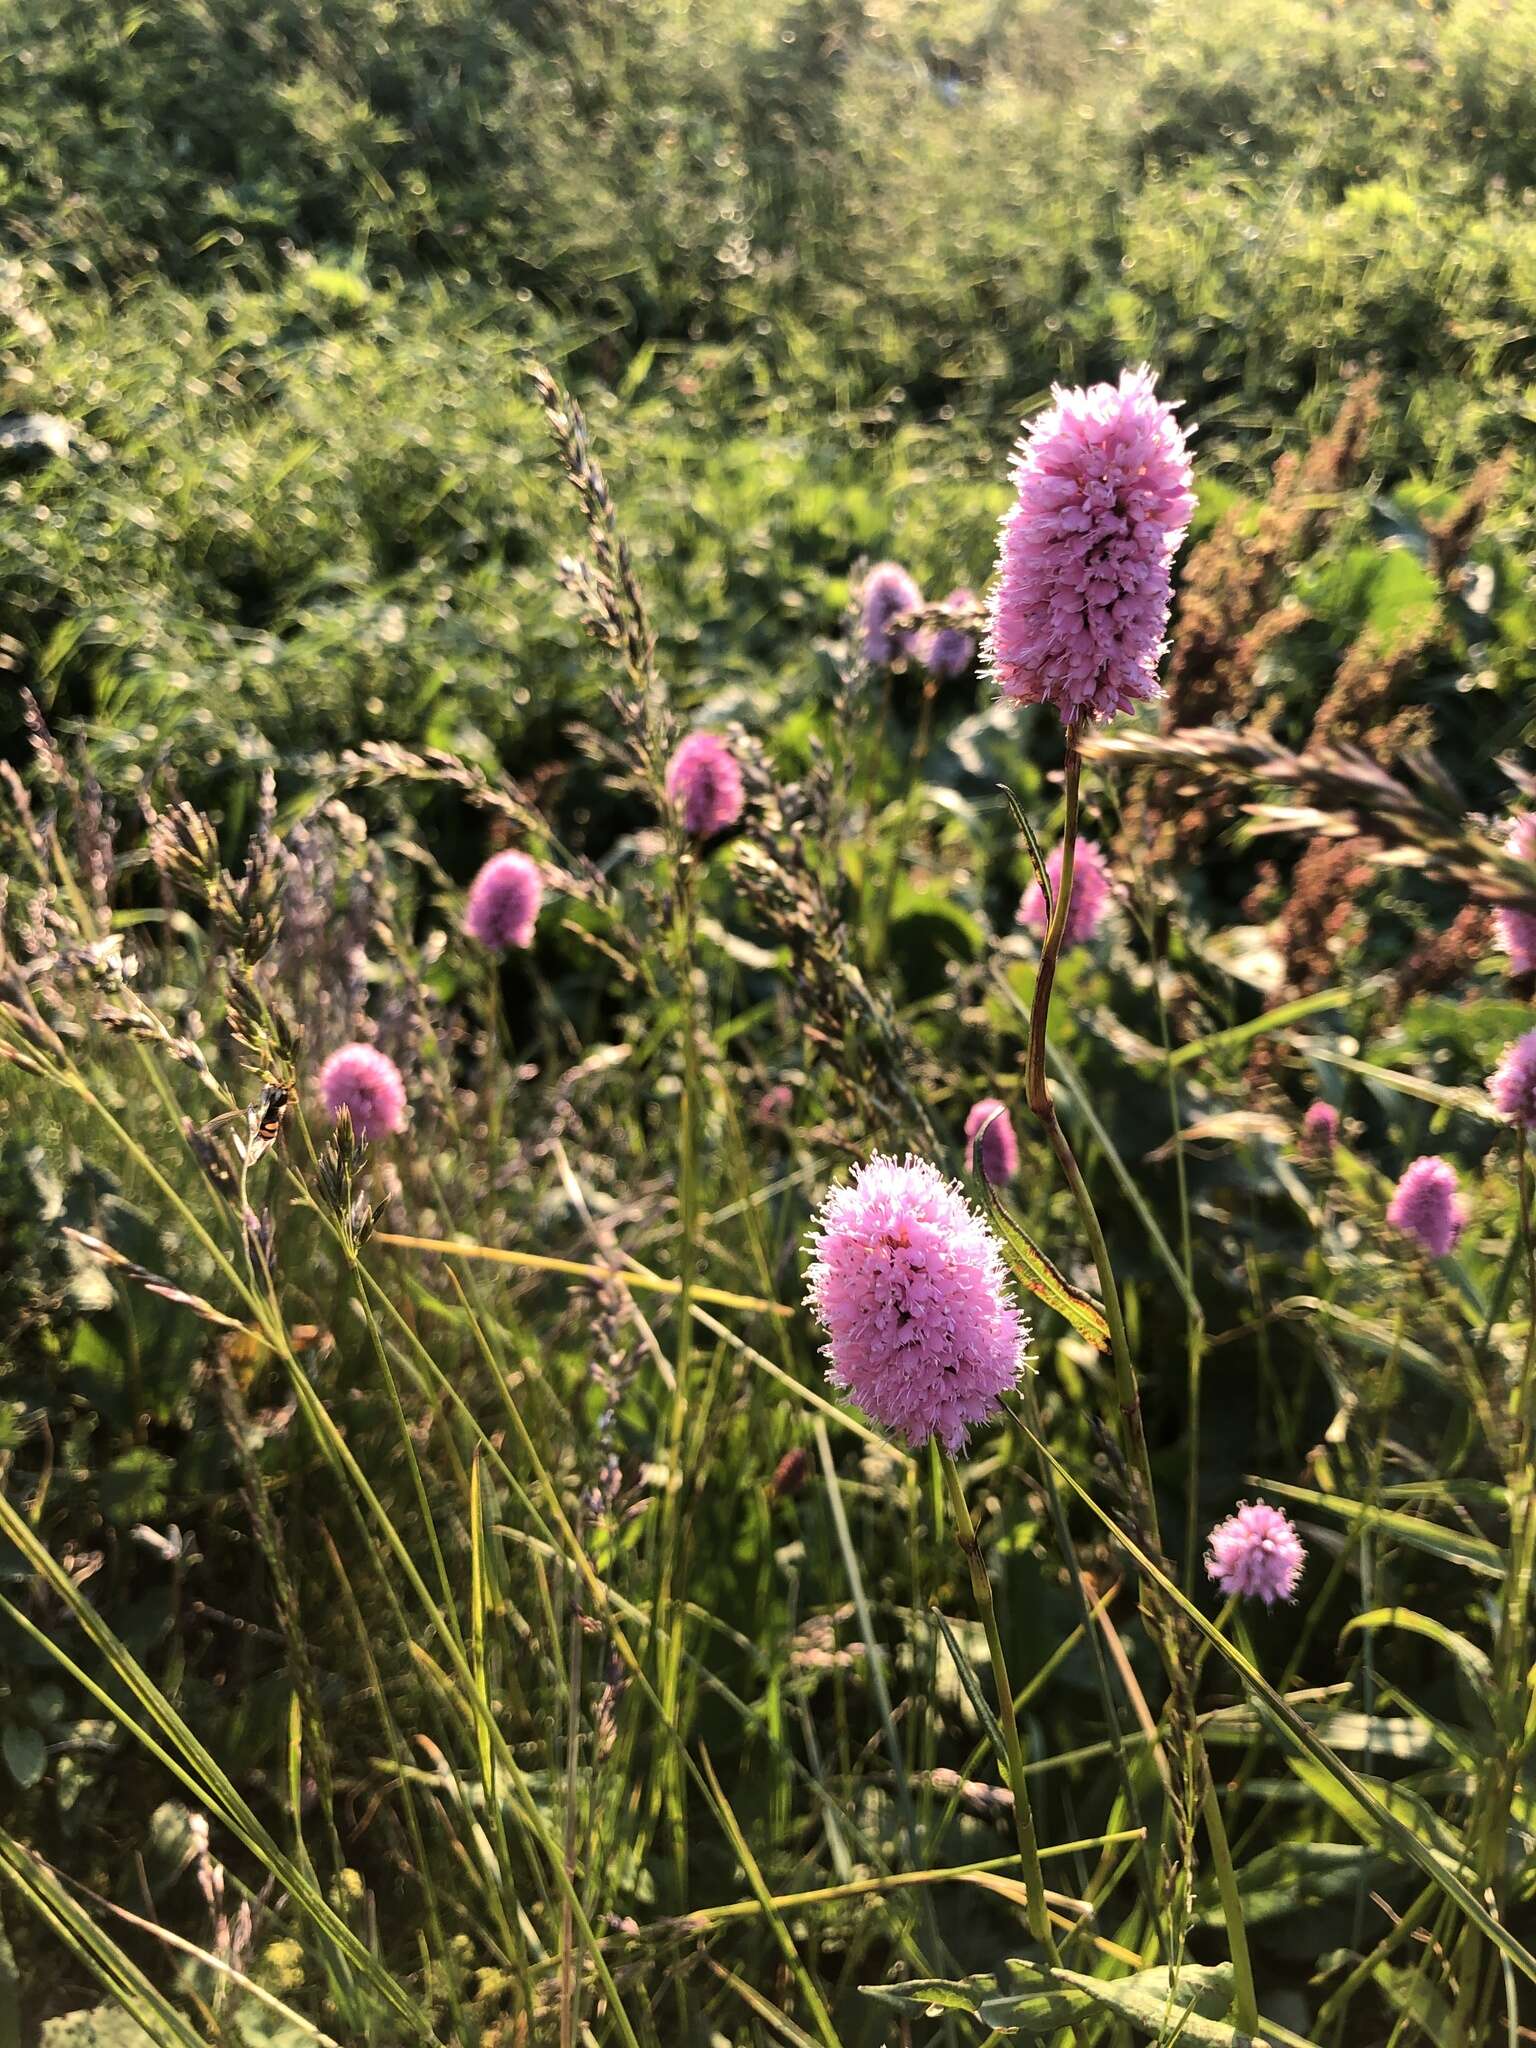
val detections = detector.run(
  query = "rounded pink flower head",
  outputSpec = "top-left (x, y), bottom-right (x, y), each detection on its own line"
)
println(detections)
top-left (1206, 1501), bottom-right (1305, 1606)
top-left (666, 731), bottom-right (744, 838)
top-left (1017, 837), bottom-right (1113, 947)
top-left (319, 1042), bottom-right (407, 1142)
top-left (756, 1083), bottom-right (794, 1126)
top-left (917, 587), bottom-right (976, 680)
top-left (803, 1154), bottom-right (1027, 1452)
top-left (1301, 1100), bottom-right (1340, 1157)
top-left (987, 366), bottom-right (1195, 724)
top-left (464, 849), bottom-right (543, 951)
top-left (1386, 1155), bottom-right (1467, 1258)
top-left (1495, 813), bottom-right (1536, 976)
top-left (1488, 1029), bottom-right (1536, 1131)
top-left (964, 1098), bottom-right (1020, 1183)
top-left (860, 560), bottom-right (923, 666)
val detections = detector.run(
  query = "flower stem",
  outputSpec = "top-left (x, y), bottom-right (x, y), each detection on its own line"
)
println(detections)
top-left (1021, 731), bottom-right (1260, 2034)
top-left (938, 1446), bottom-right (1059, 1961)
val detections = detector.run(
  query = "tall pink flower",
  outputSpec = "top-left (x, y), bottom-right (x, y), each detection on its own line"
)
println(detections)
top-left (803, 1155), bottom-right (1027, 1452)
top-left (1206, 1501), bottom-right (1305, 1605)
top-left (1017, 838), bottom-right (1113, 947)
top-left (319, 1043), bottom-right (407, 1141)
top-left (464, 850), bottom-right (543, 951)
top-left (1488, 1029), bottom-right (1536, 1131)
top-left (917, 587), bottom-right (976, 679)
top-left (860, 561), bottom-right (923, 666)
top-left (1495, 813), bottom-right (1536, 975)
top-left (986, 367), bottom-right (1195, 724)
top-left (666, 731), bottom-right (744, 838)
top-left (1386, 1156), bottom-right (1467, 1258)
top-left (964, 1098), bottom-right (1020, 1183)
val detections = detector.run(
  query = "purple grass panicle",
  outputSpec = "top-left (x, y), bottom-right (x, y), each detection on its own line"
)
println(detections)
top-left (665, 731), bottom-right (745, 838)
top-left (464, 849), bottom-right (543, 951)
top-left (987, 367), bottom-right (1195, 724)
top-left (803, 1154), bottom-right (1027, 1452)
top-left (1206, 1501), bottom-right (1305, 1605)
top-left (1488, 1028), bottom-right (1536, 1131)
top-left (917, 587), bottom-right (976, 679)
top-left (319, 1042), bottom-right (407, 1142)
top-left (1495, 813), bottom-right (1536, 975)
top-left (1017, 837), bottom-right (1113, 947)
top-left (964, 1098), bottom-right (1020, 1183)
top-left (860, 561), bottom-right (923, 666)
top-left (1387, 1155), bottom-right (1467, 1258)
top-left (1302, 1100), bottom-right (1340, 1157)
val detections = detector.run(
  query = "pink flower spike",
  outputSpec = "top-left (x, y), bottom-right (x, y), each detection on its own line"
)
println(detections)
top-left (1386, 1155), bottom-right (1467, 1258)
top-left (964, 1098), bottom-right (1020, 1183)
top-left (1017, 838), bottom-right (1113, 947)
top-left (319, 1043), bottom-right (407, 1142)
top-left (917, 587), bottom-right (976, 679)
top-left (986, 366), bottom-right (1195, 725)
top-left (860, 561), bottom-right (923, 666)
top-left (1302, 1100), bottom-right (1340, 1156)
top-left (1488, 1029), bottom-right (1536, 1131)
top-left (803, 1155), bottom-right (1027, 1452)
top-left (1206, 1500), bottom-right (1305, 1605)
top-left (756, 1084), bottom-right (794, 1126)
top-left (1495, 813), bottom-right (1536, 975)
top-left (464, 850), bottom-right (543, 951)
top-left (666, 731), bottom-right (745, 838)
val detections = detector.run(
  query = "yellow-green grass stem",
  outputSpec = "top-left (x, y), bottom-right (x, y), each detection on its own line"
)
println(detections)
top-left (938, 1445), bottom-right (1059, 1961)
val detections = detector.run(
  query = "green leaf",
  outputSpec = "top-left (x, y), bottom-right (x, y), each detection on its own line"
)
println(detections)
top-left (1201, 1839), bottom-right (1387, 1929)
top-left (1053, 1964), bottom-right (1243, 2044)
top-left (866, 1962), bottom-right (1247, 2041)
top-left (96, 1447), bottom-right (174, 1529)
top-left (976, 1172), bottom-right (1111, 1350)
top-left (931, 1606), bottom-right (1009, 1782)
top-left (1166, 987), bottom-right (1356, 1069)
top-left (1286, 1755), bottom-right (1470, 1873)
top-left (1250, 1480), bottom-right (1505, 1580)
top-left (863, 1960), bottom-right (1091, 2034)
top-left (40, 2012), bottom-right (159, 2047)
top-left (1340, 1606), bottom-right (1494, 1693)
top-left (999, 783), bottom-right (1054, 910)
top-left (3, 1724), bottom-right (47, 1789)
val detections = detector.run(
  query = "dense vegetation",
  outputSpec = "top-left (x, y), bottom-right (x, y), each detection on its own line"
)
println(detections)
top-left (6, 1), bottom-right (1536, 2042)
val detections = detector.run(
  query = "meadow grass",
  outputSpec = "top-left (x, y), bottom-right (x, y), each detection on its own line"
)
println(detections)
top-left (6, 3), bottom-right (1536, 2044)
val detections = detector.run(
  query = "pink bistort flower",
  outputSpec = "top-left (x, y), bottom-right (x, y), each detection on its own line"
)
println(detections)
top-left (803, 1155), bottom-right (1027, 1452)
top-left (986, 367), bottom-right (1195, 724)
top-left (1488, 1029), bottom-right (1536, 1131)
top-left (464, 849), bottom-right (543, 951)
top-left (1206, 1501), bottom-right (1305, 1605)
top-left (319, 1042), bottom-right (407, 1142)
top-left (860, 561), bottom-right (923, 666)
top-left (1387, 1156), bottom-right (1467, 1258)
top-left (1017, 837), bottom-right (1113, 947)
top-left (964, 1098), bottom-right (1020, 1183)
top-left (1301, 1100), bottom-right (1340, 1157)
top-left (1495, 813), bottom-right (1536, 975)
top-left (917, 587), bottom-right (977, 679)
top-left (666, 731), bottom-right (744, 838)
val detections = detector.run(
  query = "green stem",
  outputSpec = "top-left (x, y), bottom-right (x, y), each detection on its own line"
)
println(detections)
top-left (1200, 1777), bottom-right (1259, 2035)
top-left (938, 1447), bottom-right (1059, 1961)
top-left (1020, 732), bottom-right (1259, 2032)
